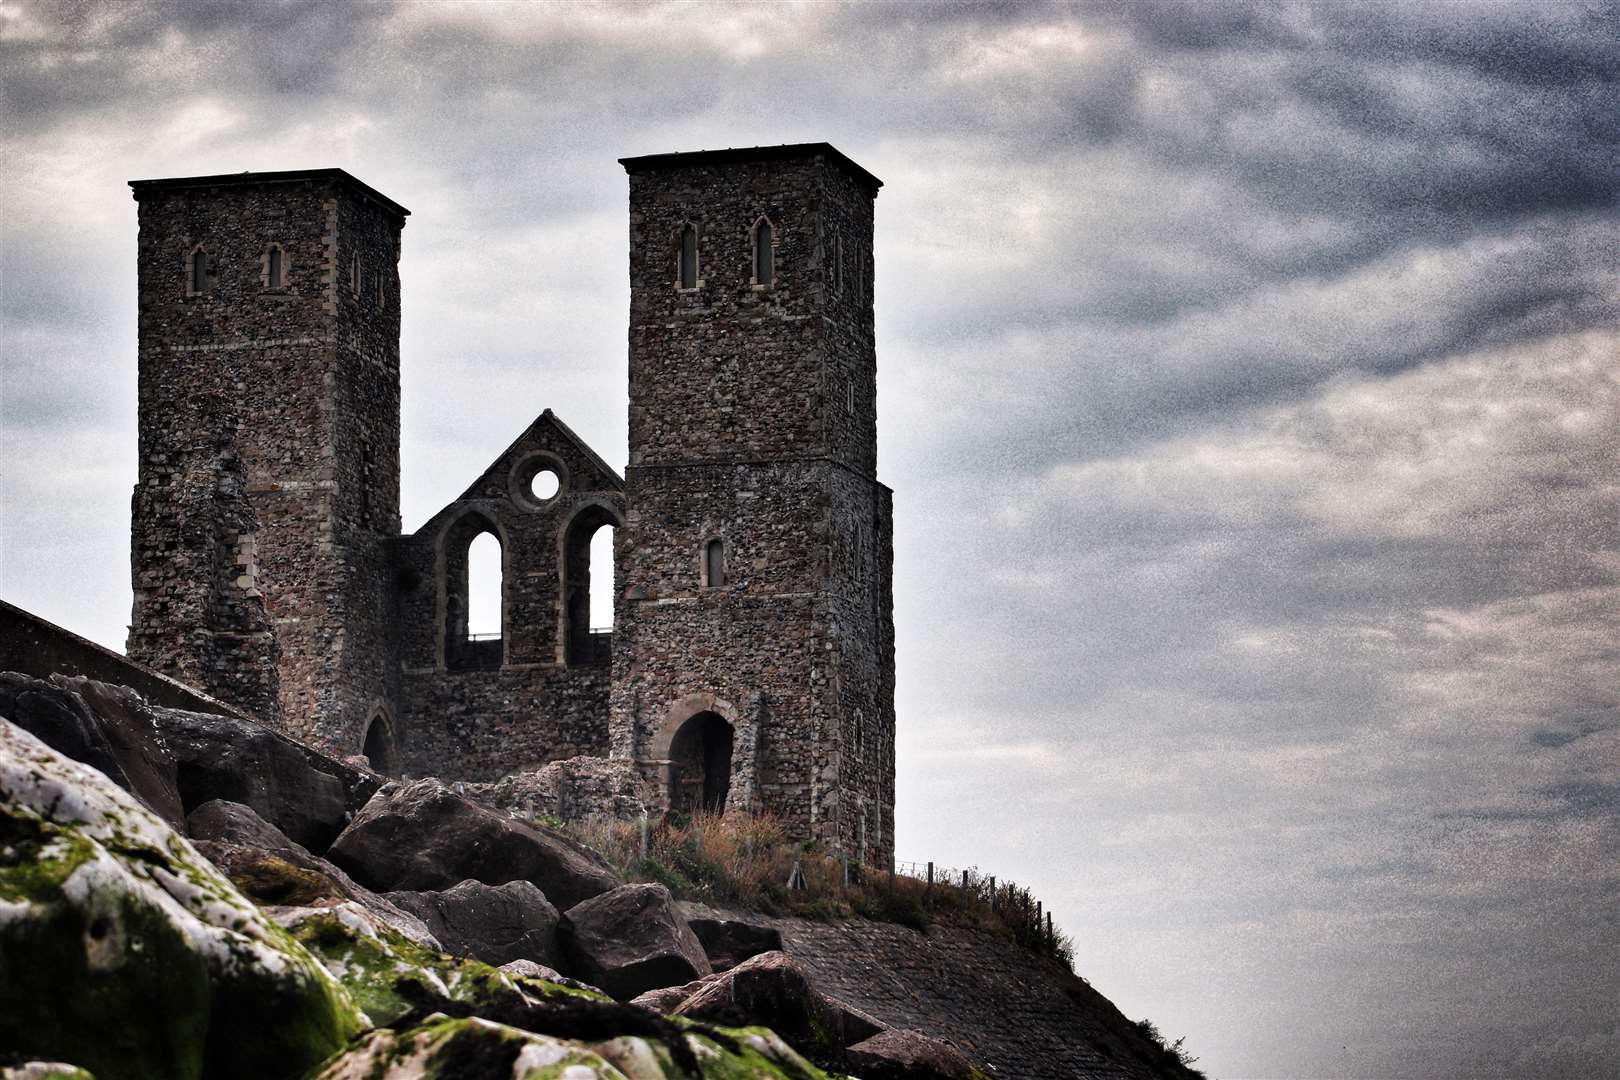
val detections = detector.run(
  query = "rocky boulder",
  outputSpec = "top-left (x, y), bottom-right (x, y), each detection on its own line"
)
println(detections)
top-left (327, 777), bottom-right (621, 909)
top-left (385, 878), bottom-right (562, 967)
top-left (560, 882), bottom-right (713, 1000)
top-left (671, 950), bottom-right (883, 1064)
top-left (308, 1013), bottom-right (827, 1080)
top-left (679, 900), bottom-right (786, 971)
top-left (187, 799), bottom-right (438, 948)
top-left (152, 703), bottom-right (379, 852)
top-left (0, 716), bottom-right (364, 1080)
top-left (0, 672), bottom-right (184, 827)
top-left (845, 1028), bottom-right (987, 1079)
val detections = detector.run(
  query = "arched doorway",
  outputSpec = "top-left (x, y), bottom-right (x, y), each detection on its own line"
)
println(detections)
top-left (362, 708), bottom-right (399, 774)
top-left (668, 711), bottom-right (733, 814)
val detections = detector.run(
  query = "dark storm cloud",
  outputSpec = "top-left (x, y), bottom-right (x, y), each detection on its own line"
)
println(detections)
top-left (2, 3), bottom-right (1616, 1077)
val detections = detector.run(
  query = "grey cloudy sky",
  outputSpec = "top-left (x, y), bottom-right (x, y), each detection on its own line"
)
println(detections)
top-left (2, 3), bottom-right (1616, 1077)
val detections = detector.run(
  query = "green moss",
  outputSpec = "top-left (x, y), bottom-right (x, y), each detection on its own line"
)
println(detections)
top-left (0, 796), bottom-right (361, 1080)
top-left (281, 907), bottom-right (598, 1029)
top-left (220, 853), bottom-right (337, 905)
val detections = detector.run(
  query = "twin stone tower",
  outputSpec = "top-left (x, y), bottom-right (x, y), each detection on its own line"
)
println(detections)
top-left (125, 145), bottom-right (896, 865)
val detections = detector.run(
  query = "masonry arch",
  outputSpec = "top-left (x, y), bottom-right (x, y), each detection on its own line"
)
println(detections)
top-left (650, 693), bottom-right (741, 816)
top-left (439, 509), bottom-right (506, 671)
top-left (559, 498), bottom-right (623, 666)
top-left (361, 704), bottom-right (400, 774)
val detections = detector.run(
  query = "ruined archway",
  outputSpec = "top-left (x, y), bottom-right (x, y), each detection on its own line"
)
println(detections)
top-left (668, 710), bottom-right (733, 815)
top-left (361, 706), bottom-right (400, 774)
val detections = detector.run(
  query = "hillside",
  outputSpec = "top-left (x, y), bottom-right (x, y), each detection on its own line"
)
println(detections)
top-left (0, 672), bottom-right (1202, 1080)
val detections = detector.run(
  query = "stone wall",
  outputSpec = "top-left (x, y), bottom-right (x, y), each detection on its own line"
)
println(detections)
top-left (0, 600), bottom-right (240, 717)
top-left (127, 171), bottom-right (407, 757)
top-left (392, 411), bottom-right (625, 780)
top-left (614, 145), bottom-right (895, 864)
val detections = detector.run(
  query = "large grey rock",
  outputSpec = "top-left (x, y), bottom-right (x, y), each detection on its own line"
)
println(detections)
top-left (188, 798), bottom-right (438, 949)
top-left (630, 973), bottom-right (720, 1014)
top-left (384, 879), bottom-right (561, 967)
top-left (152, 703), bottom-right (379, 852)
top-left (673, 950), bottom-right (882, 1061)
top-left (845, 1028), bottom-right (982, 1079)
top-left (0, 716), bottom-right (364, 1080)
top-left (678, 900), bottom-right (785, 971)
top-left (559, 882), bottom-right (712, 1001)
top-left (500, 958), bottom-right (610, 998)
top-left (327, 777), bottom-right (621, 909)
top-left (0, 672), bottom-right (184, 826)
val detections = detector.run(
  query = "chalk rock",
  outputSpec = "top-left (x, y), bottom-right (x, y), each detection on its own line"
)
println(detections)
top-left (0, 673), bottom-right (183, 827)
top-left (0, 716), bottom-right (363, 1080)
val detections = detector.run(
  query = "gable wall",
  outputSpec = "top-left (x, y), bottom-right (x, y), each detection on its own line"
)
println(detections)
top-left (391, 418), bottom-right (624, 780)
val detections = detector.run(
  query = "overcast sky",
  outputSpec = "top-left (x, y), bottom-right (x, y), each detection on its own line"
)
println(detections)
top-left (2, 3), bottom-right (1616, 1077)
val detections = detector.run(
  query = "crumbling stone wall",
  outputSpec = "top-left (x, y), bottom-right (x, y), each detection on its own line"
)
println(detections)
top-left (614, 146), bottom-right (895, 864)
top-left (391, 411), bottom-right (625, 780)
top-left (127, 171), bottom-right (407, 755)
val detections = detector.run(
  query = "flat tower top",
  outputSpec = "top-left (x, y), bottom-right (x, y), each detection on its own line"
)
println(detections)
top-left (618, 142), bottom-right (882, 194)
top-left (128, 167), bottom-right (410, 220)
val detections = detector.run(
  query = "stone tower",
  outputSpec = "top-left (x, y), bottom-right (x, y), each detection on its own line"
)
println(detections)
top-left (126, 169), bottom-right (407, 754)
top-left (612, 144), bottom-right (896, 865)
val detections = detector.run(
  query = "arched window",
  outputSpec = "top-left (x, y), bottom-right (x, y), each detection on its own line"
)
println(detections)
top-left (833, 229), bottom-right (843, 294)
top-left (467, 532), bottom-right (501, 637)
top-left (265, 244), bottom-right (285, 288)
top-left (752, 217), bottom-right (774, 286)
top-left (349, 253), bottom-right (359, 295)
top-left (678, 223), bottom-right (699, 289)
top-left (188, 245), bottom-right (212, 295)
top-left (443, 514), bottom-right (502, 671)
top-left (705, 538), bottom-right (725, 588)
top-left (564, 504), bottom-right (619, 666)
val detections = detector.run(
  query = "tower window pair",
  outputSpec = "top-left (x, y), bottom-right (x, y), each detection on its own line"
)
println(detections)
top-left (674, 218), bottom-right (774, 289)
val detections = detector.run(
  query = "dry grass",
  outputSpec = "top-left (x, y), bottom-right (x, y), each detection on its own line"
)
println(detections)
top-left (557, 810), bottom-right (1076, 967)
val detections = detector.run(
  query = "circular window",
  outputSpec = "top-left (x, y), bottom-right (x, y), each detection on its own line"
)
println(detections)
top-left (508, 452), bottom-right (568, 510)
top-left (530, 469), bottom-right (560, 501)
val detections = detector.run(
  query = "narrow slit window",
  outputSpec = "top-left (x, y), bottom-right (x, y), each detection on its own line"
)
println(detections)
top-left (190, 247), bottom-right (211, 295)
top-left (705, 539), bottom-right (725, 588)
top-left (753, 219), bottom-right (773, 286)
top-left (679, 224), bottom-right (699, 289)
top-left (267, 246), bottom-right (284, 288)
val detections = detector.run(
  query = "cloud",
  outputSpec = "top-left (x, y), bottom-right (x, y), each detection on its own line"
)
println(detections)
top-left (2, 3), bottom-right (1616, 1077)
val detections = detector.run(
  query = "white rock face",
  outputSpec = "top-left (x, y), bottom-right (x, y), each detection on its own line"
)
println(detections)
top-left (0, 716), bottom-right (362, 1079)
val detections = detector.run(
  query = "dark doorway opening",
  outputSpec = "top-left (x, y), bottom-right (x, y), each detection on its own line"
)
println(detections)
top-left (669, 711), bottom-right (733, 815)
top-left (362, 711), bottom-right (399, 774)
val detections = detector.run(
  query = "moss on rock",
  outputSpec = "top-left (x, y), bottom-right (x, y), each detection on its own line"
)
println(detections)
top-left (0, 718), bottom-right (364, 1080)
top-left (306, 1014), bottom-right (835, 1080)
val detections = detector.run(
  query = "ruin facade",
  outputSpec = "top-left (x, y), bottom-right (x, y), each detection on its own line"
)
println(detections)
top-left (126, 144), bottom-right (895, 863)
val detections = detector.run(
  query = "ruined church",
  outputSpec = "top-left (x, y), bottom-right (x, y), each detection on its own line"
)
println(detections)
top-left (123, 144), bottom-right (895, 864)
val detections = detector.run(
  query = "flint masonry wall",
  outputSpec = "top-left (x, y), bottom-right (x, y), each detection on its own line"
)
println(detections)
top-left (613, 146), bottom-right (895, 864)
top-left (392, 412), bottom-right (625, 781)
top-left (127, 171), bottom-right (406, 754)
